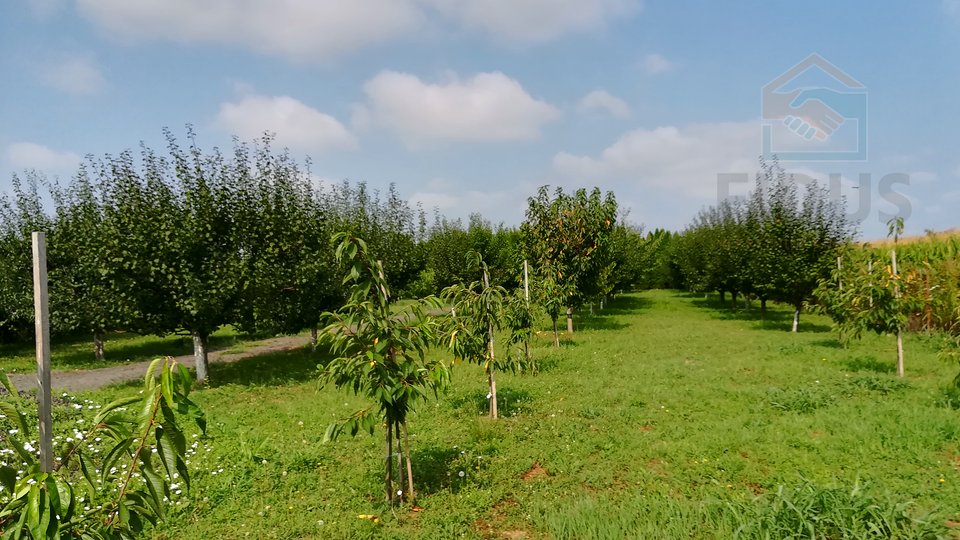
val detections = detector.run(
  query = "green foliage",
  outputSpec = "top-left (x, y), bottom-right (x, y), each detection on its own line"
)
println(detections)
top-left (536, 480), bottom-right (943, 540)
top-left (724, 480), bottom-right (943, 539)
top-left (113, 290), bottom-right (960, 538)
top-left (675, 158), bottom-right (853, 324)
top-left (421, 214), bottom-right (521, 295)
top-left (0, 173), bottom-right (51, 343)
top-left (815, 245), bottom-right (916, 343)
top-left (441, 253), bottom-right (535, 418)
top-left (318, 233), bottom-right (448, 503)
top-left (767, 386), bottom-right (834, 413)
top-left (521, 186), bottom-right (618, 337)
top-left (0, 358), bottom-right (204, 538)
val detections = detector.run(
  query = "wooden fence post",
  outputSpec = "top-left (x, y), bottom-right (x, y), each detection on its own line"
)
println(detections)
top-left (32, 232), bottom-right (53, 473)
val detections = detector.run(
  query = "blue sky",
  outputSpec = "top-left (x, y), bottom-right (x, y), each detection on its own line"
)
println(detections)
top-left (2, 0), bottom-right (958, 239)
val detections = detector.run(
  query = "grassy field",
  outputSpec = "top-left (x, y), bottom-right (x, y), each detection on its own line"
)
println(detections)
top-left (67, 291), bottom-right (960, 538)
top-left (0, 326), bottom-right (251, 373)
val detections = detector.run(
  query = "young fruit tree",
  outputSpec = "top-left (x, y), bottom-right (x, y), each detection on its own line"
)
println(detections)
top-left (0, 359), bottom-right (205, 538)
top-left (521, 186), bottom-right (618, 339)
top-left (442, 254), bottom-right (535, 419)
top-left (318, 234), bottom-right (449, 504)
top-left (816, 218), bottom-right (914, 376)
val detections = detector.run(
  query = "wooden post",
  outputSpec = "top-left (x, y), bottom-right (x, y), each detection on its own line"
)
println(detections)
top-left (522, 260), bottom-right (530, 360)
top-left (837, 256), bottom-right (843, 291)
top-left (32, 232), bottom-right (53, 473)
top-left (483, 268), bottom-right (498, 419)
top-left (892, 249), bottom-right (904, 377)
top-left (523, 260), bottom-right (530, 306)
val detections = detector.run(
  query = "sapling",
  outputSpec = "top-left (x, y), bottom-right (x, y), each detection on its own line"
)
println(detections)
top-left (319, 233), bottom-right (448, 504)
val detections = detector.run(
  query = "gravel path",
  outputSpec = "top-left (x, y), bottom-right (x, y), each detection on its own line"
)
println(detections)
top-left (9, 335), bottom-right (308, 393)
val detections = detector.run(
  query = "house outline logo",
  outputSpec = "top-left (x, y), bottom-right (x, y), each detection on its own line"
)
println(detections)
top-left (761, 53), bottom-right (867, 161)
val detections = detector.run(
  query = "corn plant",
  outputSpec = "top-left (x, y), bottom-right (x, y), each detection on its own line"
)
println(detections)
top-left (318, 233), bottom-right (448, 504)
top-left (0, 358), bottom-right (204, 539)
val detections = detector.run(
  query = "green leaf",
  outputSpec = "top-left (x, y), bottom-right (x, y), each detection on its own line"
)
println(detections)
top-left (0, 371), bottom-right (20, 398)
top-left (92, 396), bottom-right (139, 426)
top-left (0, 403), bottom-right (29, 435)
top-left (0, 467), bottom-right (16, 493)
top-left (160, 363), bottom-right (175, 409)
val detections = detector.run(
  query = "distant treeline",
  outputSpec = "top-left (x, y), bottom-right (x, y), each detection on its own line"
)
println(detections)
top-left (0, 128), bottom-right (672, 363)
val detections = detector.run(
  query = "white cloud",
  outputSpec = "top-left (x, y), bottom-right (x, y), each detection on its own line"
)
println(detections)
top-left (410, 191), bottom-right (459, 210)
top-left (76, 0), bottom-right (640, 61)
top-left (216, 94), bottom-right (356, 152)
top-left (641, 53), bottom-right (673, 75)
top-left (945, 0), bottom-right (960, 19)
top-left (579, 89), bottom-right (631, 118)
top-left (39, 55), bottom-right (106, 95)
top-left (4, 142), bottom-right (82, 175)
top-left (410, 188), bottom-right (515, 218)
top-left (425, 0), bottom-right (640, 42)
top-left (553, 120), bottom-right (759, 199)
top-left (76, 0), bottom-right (425, 62)
top-left (361, 70), bottom-right (560, 145)
top-left (908, 171), bottom-right (938, 184)
top-left (28, 0), bottom-right (63, 18)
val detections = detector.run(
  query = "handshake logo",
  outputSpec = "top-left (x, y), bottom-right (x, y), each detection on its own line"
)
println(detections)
top-left (762, 54), bottom-right (867, 161)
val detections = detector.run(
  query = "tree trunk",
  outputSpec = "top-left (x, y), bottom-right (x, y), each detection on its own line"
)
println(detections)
top-left (760, 298), bottom-right (767, 320)
top-left (552, 318), bottom-right (559, 347)
top-left (385, 421), bottom-right (394, 503)
top-left (401, 421), bottom-right (415, 502)
top-left (309, 325), bottom-right (318, 351)
top-left (731, 291), bottom-right (738, 307)
top-left (896, 329), bottom-right (905, 377)
top-left (600, 298), bottom-right (604, 310)
top-left (93, 331), bottom-right (105, 361)
top-left (192, 331), bottom-right (210, 383)
top-left (396, 423), bottom-right (402, 487)
top-left (792, 307), bottom-right (800, 333)
top-left (720, 291), bottom-right (726, 304)
top-left (589, 302), bottom-right (594, 316)
top-left (566, 307), bottom-right (573, 334)
top-left (743, 295), bottom-right (750, 310)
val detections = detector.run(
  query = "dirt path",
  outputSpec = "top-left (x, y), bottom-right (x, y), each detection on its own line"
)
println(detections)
top-left (9, 335), bottom-right (309, 393)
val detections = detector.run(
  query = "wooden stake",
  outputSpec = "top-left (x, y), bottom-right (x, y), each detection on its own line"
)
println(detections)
top-left (483, 267), bottom-right (498, 419)
top-left (32, 232), bottom-right (53, 473)
top-left (523, 260), bottom-right (530, 306)
top-left (892, 248), bottom-right (904, 377)
top-left (837, 255), bottom-right (843, 291)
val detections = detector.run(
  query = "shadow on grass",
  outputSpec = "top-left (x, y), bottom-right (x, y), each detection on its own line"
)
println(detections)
top-left (689, 297), bottom-right (832, 333)
top-left (206, 347), bottom-right (329, 388)
top-left (530, 351), bottom-right (562, 374)
top-left (810, 338), bottom-right (844, 350)
top-left (843, 355), bottom-right (896, 374)
top-left (450, 387), bottom-right (534, 416)
top-left (2, 331), bottom-right (248, 370)
top-left (592, 295), bottom-right (653, 316)
top-left (575, 315), bottom-right (629, 332)
top-left (410, 446), bottom-right (462, 495)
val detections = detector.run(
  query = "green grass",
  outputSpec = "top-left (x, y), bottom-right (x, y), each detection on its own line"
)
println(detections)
top-left (71, 291), bottom-right (960, 538)
top-left (0, 326), bottom-right (247, 372)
